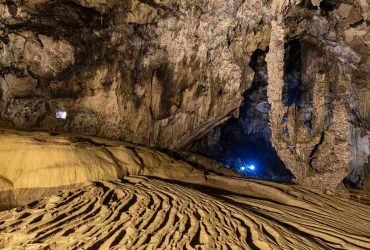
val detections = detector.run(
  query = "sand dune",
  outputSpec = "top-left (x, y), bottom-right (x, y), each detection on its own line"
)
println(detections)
top-left (0, 129), bottom-right (192, 188)
top-left (0, 129), bottom-right (237, 209)
top-left (0, 129), bottom-right (237, 189)
top-left (1, 176), bottom-right (370, 250)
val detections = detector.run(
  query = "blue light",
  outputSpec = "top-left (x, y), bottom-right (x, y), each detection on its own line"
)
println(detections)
top-left (241, 166), bottom-right (245, 171)
top-left (249, 165), bottom-right (255, 170)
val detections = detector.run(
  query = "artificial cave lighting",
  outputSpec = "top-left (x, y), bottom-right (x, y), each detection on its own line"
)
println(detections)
top-left (55, 110), bottom-right (67, 119)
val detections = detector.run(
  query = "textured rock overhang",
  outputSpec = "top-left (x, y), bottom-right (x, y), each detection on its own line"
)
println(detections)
top-left (0, 0), bottom-right (276, 149)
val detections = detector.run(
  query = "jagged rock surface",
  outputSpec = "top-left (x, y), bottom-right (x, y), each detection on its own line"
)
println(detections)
top-left (263, 0), bottom-right (370, 193)
top-left (189, 0), bottom-right (370, 191)
top-left (0, 0), bottom-right (274, 149)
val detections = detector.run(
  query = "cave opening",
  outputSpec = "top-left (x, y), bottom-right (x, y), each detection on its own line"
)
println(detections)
top-left (188, 47), bottom-right (297, 182)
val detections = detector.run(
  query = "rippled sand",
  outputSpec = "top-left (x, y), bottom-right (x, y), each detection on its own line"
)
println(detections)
top-left (1, 175), bottom-right (370, 249)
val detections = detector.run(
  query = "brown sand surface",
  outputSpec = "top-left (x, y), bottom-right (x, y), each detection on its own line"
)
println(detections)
top-left (1, 176), bottom-right (370, 249)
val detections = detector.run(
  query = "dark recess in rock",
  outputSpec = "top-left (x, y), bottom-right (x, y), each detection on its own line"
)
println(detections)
top-left (283, 40), bottom-right (303, 107)
top-left (320, 0), bottom-right (337, 12)
top-left (189, 48), bottom-right (293, 181)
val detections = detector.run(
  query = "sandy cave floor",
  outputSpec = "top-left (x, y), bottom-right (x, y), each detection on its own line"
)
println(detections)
top-left (0, 129), bottom-right (370, 249)
top-left (1, 176), bottom-right (370, 250)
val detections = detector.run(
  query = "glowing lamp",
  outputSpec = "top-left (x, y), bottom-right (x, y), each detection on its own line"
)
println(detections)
top-left (56, 110), bottom-right (67, 119)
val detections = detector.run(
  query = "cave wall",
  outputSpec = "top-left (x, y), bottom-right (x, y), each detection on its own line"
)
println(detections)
top-left (280, 1), bottom-right (370, 194)
top-left (0, 0), bottom-right (274, 149)
top-left (255, 0), bottom-right (370, 195)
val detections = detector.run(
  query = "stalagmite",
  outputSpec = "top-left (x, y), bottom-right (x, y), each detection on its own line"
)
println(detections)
top-left (266, 4), bottom-right (352, 194)
top-left (306, 73), bottom-right (352, 196)
top-left (266, 5), bottom-right (309, 184)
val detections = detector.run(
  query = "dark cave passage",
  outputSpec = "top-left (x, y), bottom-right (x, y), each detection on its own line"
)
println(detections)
top-left (189, 47), bottom-right (299, 182)
top-left (282, 40), bottom-right (306, 135)
top-left (189, 40), bottom-right (308, 181)
top-left (283, 40), bottom-right (303, 108)
top-left (319, 0), bottom-right (338, 12)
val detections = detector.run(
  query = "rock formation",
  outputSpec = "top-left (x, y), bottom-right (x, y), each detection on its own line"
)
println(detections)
top-left (263, 0), bottom-right (363, 194)
top-left (189, 1), bottom-right (370, 192)
top-left (266, 21), bottom-right (351, 194)
top-left (1, 0), bottom-right (370, 192)
top-left (0, 0), bottom-right (272, 149)
top-left (1, 128), bottom-right (370, 249)
top-left (2, 1), bottom-right (370, 248)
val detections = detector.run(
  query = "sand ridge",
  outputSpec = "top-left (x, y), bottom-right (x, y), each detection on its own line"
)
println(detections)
top-left (0, 129), bottom-right (238, 210)
top-left (0, 129), bottom-right (238, 190)
top-left (1, 176), bottom-right (370, 249)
